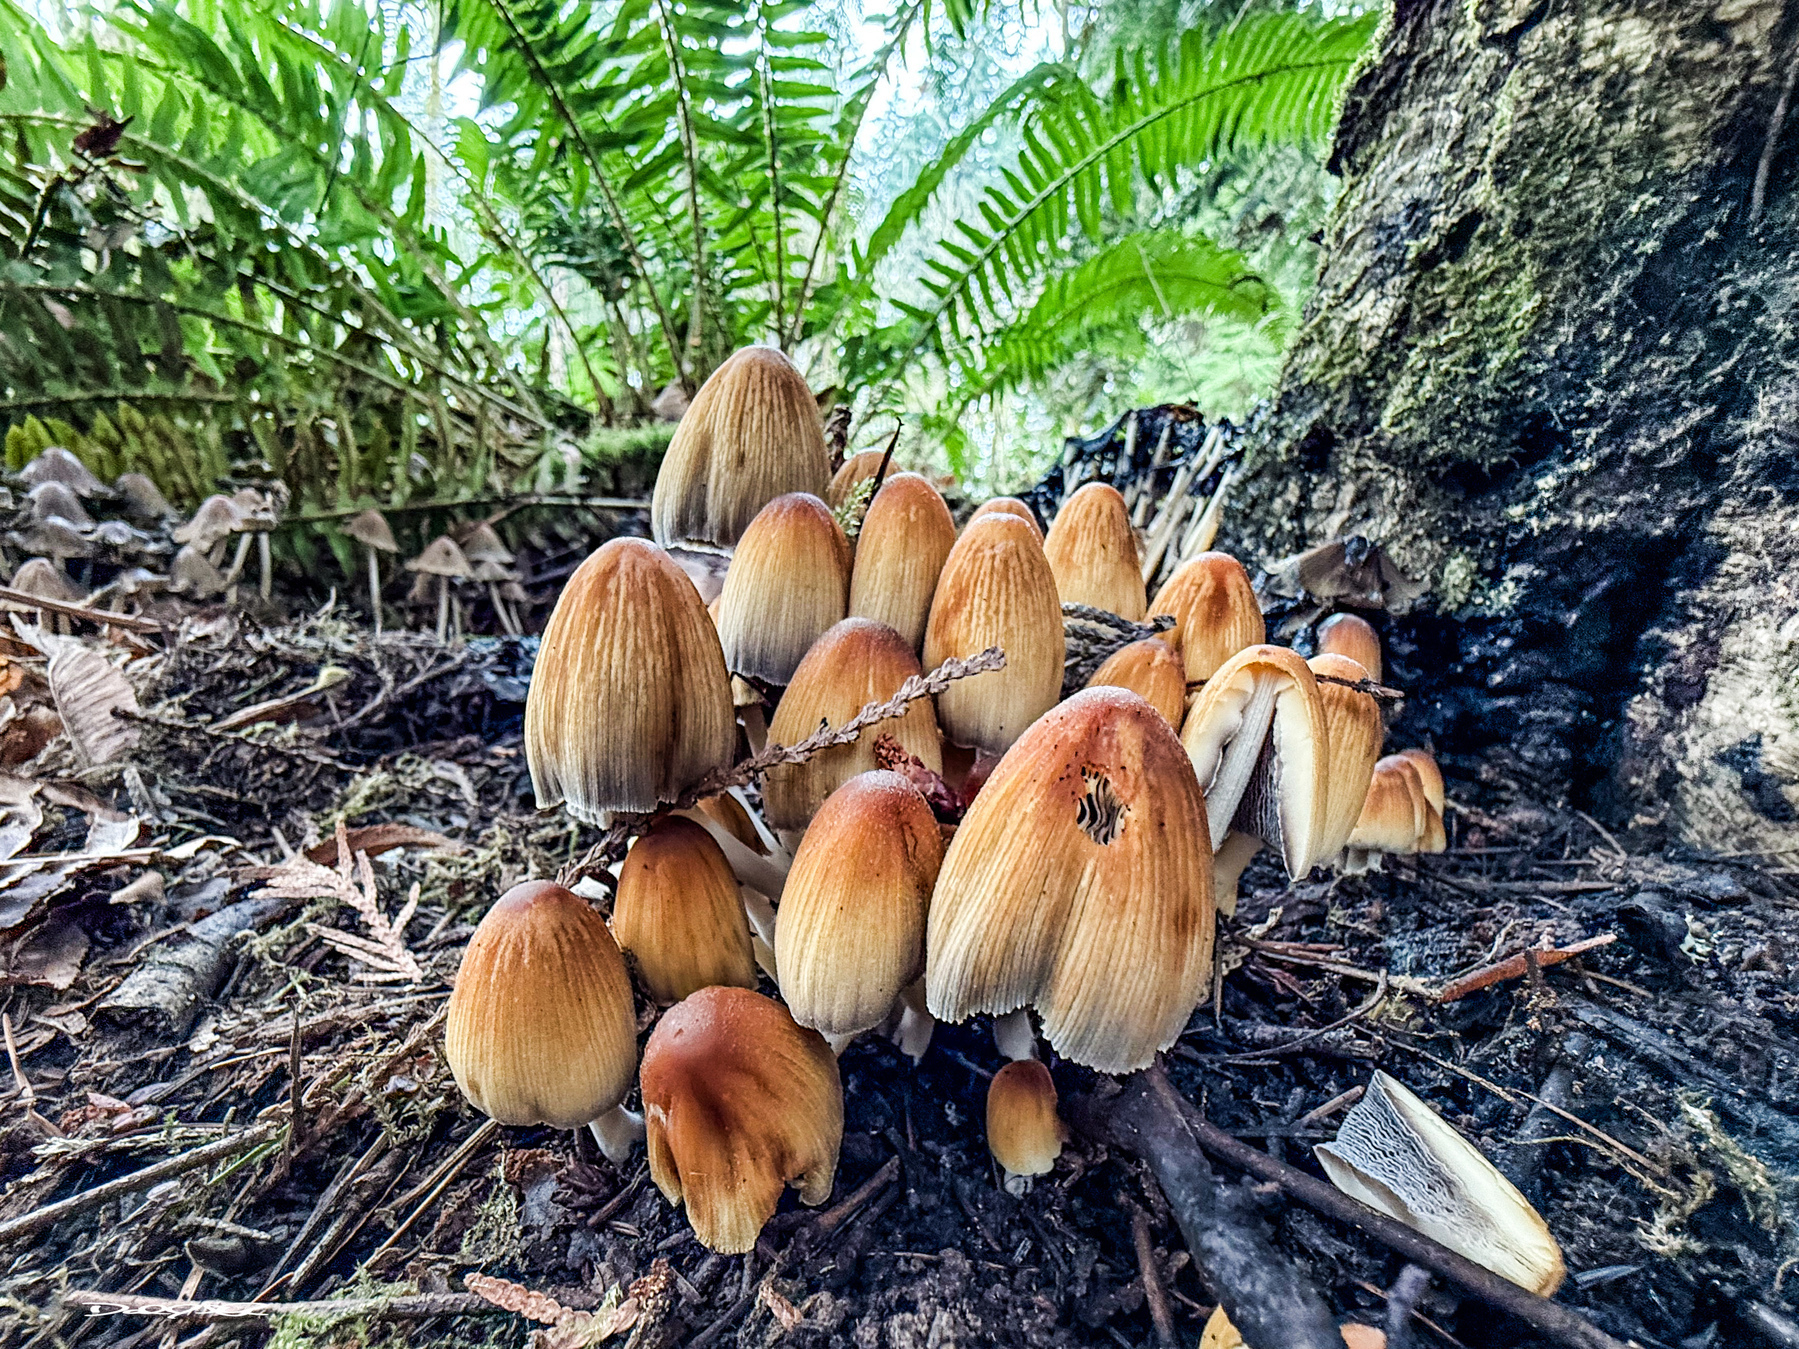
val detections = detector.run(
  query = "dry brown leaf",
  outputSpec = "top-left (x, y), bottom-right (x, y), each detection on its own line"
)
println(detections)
top-left (304, 824), bottom-right (462, 867)
top-left (760, 1284), bottom-right (803, 1332)
top-left (255, 821), bottom-right (422, 983)
top-left (47, 646), bottom-right (139, 766)
top-left (9, 917), bottom-right (88, 988)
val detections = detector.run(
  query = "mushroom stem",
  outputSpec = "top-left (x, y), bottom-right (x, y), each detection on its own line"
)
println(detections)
top-left (993, 1009), bottom-right (1037, 1063)
top-left (435, 580), bottom-right (450, 643)
top-left (680, 808), bottom-right (792, 901)
top-left (892, 981), bottom-right (935, 1064)
top-left (366, 548), bottom-right (382, 638)
top-left (1001, 1167), bottom-right (1035, 1198)
top-left (587, 1104), bottom-right (645, 1165)
top-left (1212, 830), bottom-right (1263, 920)
top-left (823, 1030), bottom-right (859, 1057)
top-left (740, 701), bottom-right (768, 756)
top-left (257, 532), bottom-right (272, 600)
top-left (225, 533), bottom-right (252, 586)
top-left (489, 582), bottom-right (520, 635)
top-left (751, 933), bottom-right (778, 983)
top-left (740, 885), bottom-right (777, 947)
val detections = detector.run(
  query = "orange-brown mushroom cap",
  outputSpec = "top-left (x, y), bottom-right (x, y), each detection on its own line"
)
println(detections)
top-left (1043, 482), bottom-right (1146, 620)
top-left (968, 497), bottom-right (1043, 539)
top-left (614, 816), bottom-right (757, 1005)
top-left (1148, 552), bottom-right (1265, 683)
top-left (1309, 653), bottom-right (1384, 862)
top-left (986, 1059), bottom-right (1067, 1193)
top-left (713, 492), bottom-right (850, 686)
top-left (1396, 748), bottom-right (1447, 852)
top-left (1345, 755), bottom-right (1429, 856)
top-left (825, 449), bottom-right (887, 508)
top-left (1086, 637), bottom-right (1187, 727)
top-left (1316, 612), bottom-right (1383, 683)
top-left (849, 473), bottom-right (957, 652)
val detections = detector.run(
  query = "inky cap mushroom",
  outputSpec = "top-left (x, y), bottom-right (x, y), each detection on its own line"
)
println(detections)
top-left (848, 473), bottom-right (956, 652)
top-left (28, 480), bottom-right (93, 529)
top-left (1316, 612), bottom-right (1382, 683)
top-left (613, 816), bottom-right (757, 1005)
top-left (1085, 637), bottom-right (1187, 727)
top-left (1148, 552), bottom-right (1265, 683)
top-left (713, 493), bottom-right (850, 686)
top-left (1341, 753), bottom-right (1429, 873)
top-left (113, 472), bottom-right (176, 523)
top-left (986, 1059), bottom-right (1067, 1195)
top-left (20, 446), bottom-right (102, 496)
top-left (1308, 653), bottom-right (1384, 862)
top-left (825, 449), bottom-right (887, 509)
top-left (967, 497), bottom-right (1043, 540)
top-left (1396, 747), bottom-right (1447, 852)
top-left (172, 494), bottom-right (244, 557)
top-left (1043, 482), bottom-right (1146, 620)
top-left (10, 557), bottom-right (86, 605)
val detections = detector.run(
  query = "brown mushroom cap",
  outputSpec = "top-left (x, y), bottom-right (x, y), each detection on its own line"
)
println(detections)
top-left (444, 880), bottom-right (638, 1130)
top-left (525, 537), bottom-right (736, 821)
top-left (344, 509), bottom-right (398, 553)
top-left (28, 480), bottom-right (94, 529)
top-left (460, 522), bottom-right (515, 566)
top-left (651, 346), bottom-right (831, 551)
top-left (613, 816), bottom-right (757, 1005)
top-left (1345, 755), bottom-right (1428, 856)
top-left (1309, 653), bottom-right (1385, 862)
top-left (1316, 612), bottom-right (1382, 683)
top-left (1148, 552), bottom-right (1265, 683)
top-left (114, 472), bottom-right (176, 523)
top-left (1396, 748), bottom-right (1447, 852)
top-left (407, 535), bottom-right (473, 579)
top-left (172, 494), bottom-right (245, 553)
top-left (713, 493), bottom-right (851, 686)
top-left (968, 497), bottom-right (1043, 540)
top-left (1085, 637), bottom-right (1187, 727)
top-left (1043, 482), bottom-right (1146, 620)
top-left (169, 544), bottom-right (228, 597)
top-left (10, 557), bottom-right (86, 604)
top-left (926, 687), bottom-right (1215, 1074)
top-left (986, 1060), bottom-right (1067, 1192)
top-left (825, 449), bottom-right (887, 509)
top-left (641, 986), bottom-right (843, 1254)
top-left (20, 446), bottom-right (102, 496)
top-left (848, 473), bottom-right (957, 652)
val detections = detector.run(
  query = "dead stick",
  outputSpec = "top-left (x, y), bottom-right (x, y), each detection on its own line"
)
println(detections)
top-left (63, 1289), bottom-right (495, 1323)
top-left (1439, 935), bottom-right (1616, 1002)
top-left (0, 585), bottom-right (163, 632)
top-left (1127, 1200), bottom-right (1178, 1347)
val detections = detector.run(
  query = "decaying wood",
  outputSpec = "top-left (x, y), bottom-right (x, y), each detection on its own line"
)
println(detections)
top-left (62, 1288), bottom-right (496, 1323)
top-left (94, 892), bottom-right (294, 1039)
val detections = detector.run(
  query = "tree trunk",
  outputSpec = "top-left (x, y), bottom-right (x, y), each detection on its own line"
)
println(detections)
top-left (1238, 0), bottom-right (1799, 852)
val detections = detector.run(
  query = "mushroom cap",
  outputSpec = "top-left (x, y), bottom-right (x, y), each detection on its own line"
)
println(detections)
top-left (825, 449), bottom-right (887, 509)
top-left (460, 522), bottom-right (515, 566)
top-left (986, 1059), bottom-right (1066, 1183)
top-left (172, 494), bottom-right (244, 552)
top-left (967, 497), bottom-right (1043, 540)
top-left (613, 816), bottom-right (757, 1005)
top-left (111, 567), bottom-right (168, 596)
top-left (525, 537), bottom-right (735, 821)
top-left (90, 519), bottom-right (161, 554)
top-left (20, 446), bottom-right (102, 496)
top-left (113, 472), bottom-right (176, 523)
top-left (848, 473), bottom-right (956, 652)
top-left (1043, 482), bottom-right (1146, 620)
top-left (697, 790), bottom-right (769, 855)
top-left (407, 535), bottom-right (473, 578)
top-left (776, 771), bottom-right (945, 1038)
top-left (651, 346), bottom-right (831, 551)
top-left (344, 508), bottom-right (398, 553)
top-left (444, 880), bottom-right (639, 1130)
top-left (926, 686), bottom-right (1215, 1074)
top-left (169, 544), bottom-right (228, 597)
top-left (1148, 552), bottom-right (1265, 683)
top-left (1180, 643), bottom-right (1329, 877)
top-left (8, 516), bottom-right (94, 561)
top-left (1309, 653), bottom-right (1385, 862)
top-left (229, 487), bottom-right (281, 528)
top-left (922, 513), bottom-right (1065, 755)
top-left (471, 558), bottom-right (517, 584)
top-left (1345, 755), bottom-right (1428, 855)
top-left (1316, 612), bottom-right (1382, 683)
top-left (763, 618), bottom-right (943, 832)
top-left (713, 493), bottom-right (850, 686)
top-left (641, 986), bottom-right (843, 1254)
top-left (1085, 637), bottom-right (1187, 727)
top-left (1395, 747), bottom-right (1444, 815)
top-left (10, 557), bottom-right (86, 604)
top-left (28, 480), bottom-right (94, 529)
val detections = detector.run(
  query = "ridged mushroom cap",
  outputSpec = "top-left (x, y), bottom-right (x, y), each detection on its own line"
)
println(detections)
top-left (1309, 653), bottom-right (1385, 862)
top-left (926, 687), bottom-right (1215, 1073)
top-left (614, 816), bottom-right (757, 1005)
top-left (344, 509), bottom-right (397, 553)
top-left (825, 449), bottom-right (887, 508)
top-left (713, 493), bottom-right (850, 685)
top-left (1043, 482), bottom-right (1146, 620)
top-left (1316, 612), bottom-right (1382, 683)
top-left (1396, 748), bottom-right (1447, 852)
top-left (113, 472), bottom-right (176, 523)
top-left (407, 535), bottom-right (472, 578)
top-left (11, 557), bottom-right (85, 604)
top-left (967, 497), bottom-right (1043, 540)
top-left (28, 480), bottom-right (93, 529)
top-left (776, 771), bottom-right (944, 1038)
top-left (460, 523), bottom-right (515, 566)
top-left (923, 513), bottom-right (1065, 755)
top-left (1345, 755), bottom-right (1428, 855)
top-left (986, 1060), bottom-right (1066, 1189)
top-left (1148, 552), bottom-right (1265, 683)
top-left (172, 494), bottom-right (243, 553)
top-left (444, 880), bottom-right (638, 1130)
top-left (642, 986), bottom-right (843, 1254)
top-left (169, 545), bottom-right (227, 597)
top-left (848, 473), bottom-right (956, 652)
top-left (763, 618), bottom-right (942, 832)
top-left (525, 537), bottom-right (735, 821)
top-left (1180, 644), bottom-right (1329, 878)
top-left (21, 447), bottom-right (102, 496)
top-left (651, 347), bottom-right (830, 551)
top-left (1086, 637), bottom-right (1187, 727)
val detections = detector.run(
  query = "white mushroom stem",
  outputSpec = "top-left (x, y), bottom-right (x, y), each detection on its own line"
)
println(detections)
top-left (679, 808), bottom-right (792, 900)
top-left (587, 1104), bottom-right (645, 1165)
top-left (258, 532), bottom-right (272, 600)
top-left (823, 1031), bottom-right (859, 1057)
top-left (740, 885), bottom-right (777, 947)
top-left (489, 583), bottom-right (520, 635)
top-left (225, 533), bottom-right (252, 585)
top-left (892, 981), bottom-right (935, 1064)
top-left (740, 702), bottom-right (768, 756)
top-left (366, 548), bottom-right (383, 638)
top-left (1212, 830), bottom-right (1264, 920)
top-left (1001, 1169), bottom-right (1035, 1198)
top-left (751, 933), bottom-right (778, 982)
top-left (435, 580), bottom-right (450, 643)
top-left (992, 1009), bottom-right (1037, 1063)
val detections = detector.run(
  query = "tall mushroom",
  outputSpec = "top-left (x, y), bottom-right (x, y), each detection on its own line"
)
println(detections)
top-left (226, 487), bottom-right (282, 600)
top-left (1316, 612), bottom-right (1383, 682)
top-left (173, 494), bottom-right (245, 570)
top-left (1043, 482), bottom-right (1146, 620)
top-left (344, 509), bottom-right (398, 637)
top-left (1148, 552), bottom-right (1265, 684)
top-left (460, 523), bottom-right (522, 635)
top-left (712, 493), bottom-right (851, 687)
top-left (406, 535), bottom-right (472, 643)
top-left (848, 473), bottom-right (957, 653)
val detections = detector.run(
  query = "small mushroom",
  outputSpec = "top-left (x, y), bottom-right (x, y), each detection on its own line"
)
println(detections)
top-left (613, 816), bottom-right (757, 1006)
top-left (848, 473), bottom-right (957, 653)
top-left (9, 557), bottom-right (87, 633)
top-left (169, 544), bottom-right (228, 599)
top-left (7, 516), bottom-right (93, 571)
top-left (1397, 747), bottom-right (1447, 852)
top-left (967, 497), bottom-right (1044, 540)
top-left (1316, 612), bottom-right (1383, 682)
top-left (825, 448), bottom-right (887, 509)
top-left (343, 509), bottom-right (398, 637)
top-left (405, 535), bottom-right (472, 643)
top-left (173, 494), bottom-right (245, 564)
top-left (89, 519), bottom-right (164, 558)
top-left (225, 488), bottom-right (282, 600)
top-left (19, 447), bottom-right (103, 496)
top-left (1340, 754), bottom-right (1430, 874)
top-left (1148, 551), bottom-right (1265, 683)
top-left (713, 493), bottom-right (850, 686)
top-left (1085, 637), bottom-right (1187, 727)
top-left (459, 523), bottom-right (522, 635)
top-left (113, 472), bottom-right (177, 524)
top-left (27, 480), bottom-right (93, 529)
top-left (986, 1060), bottom-right (1067, 1195)
top-left (1043, 482), bottom-right (1146, 620)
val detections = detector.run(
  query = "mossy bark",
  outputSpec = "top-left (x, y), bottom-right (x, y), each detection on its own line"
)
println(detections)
top-left (1237, 0), bottom-right (1799, 850)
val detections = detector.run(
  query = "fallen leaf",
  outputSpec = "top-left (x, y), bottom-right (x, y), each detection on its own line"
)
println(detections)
top-left (47, 646), bottom-right (139, 767)
top-left (760, 1284), bottom-right (803, 1332)
top-left (304, 824), bottom-right (462, 867)
top-left (9, 917), bottom-right (89, 988)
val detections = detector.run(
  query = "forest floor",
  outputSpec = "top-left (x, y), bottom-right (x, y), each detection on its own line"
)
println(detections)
top-left (0, 599), bottom-right (1795, 1349)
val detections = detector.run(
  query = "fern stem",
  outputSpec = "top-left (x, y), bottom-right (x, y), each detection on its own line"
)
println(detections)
top-left (755, 9), bottom-right (787, 344)
top-left (652, 0), bottom-right (708, 374)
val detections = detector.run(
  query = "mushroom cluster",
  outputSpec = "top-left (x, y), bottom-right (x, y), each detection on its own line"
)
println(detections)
top-left (445, 353), bottom-right (1456, 1256)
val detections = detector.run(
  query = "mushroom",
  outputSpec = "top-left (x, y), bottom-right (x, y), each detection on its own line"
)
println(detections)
top-left (9, 557), bottom-right (86, 633)
top-left (459, 523), bottom-right (521, 635)
top-left (93, 566), bottom-right (168, 613)
top-left (923, 513), bottom-right (1065, 755)
top-left (6, 517), bottom-right (93, 575)
top-left (1148, 551), bottom-right (1265, 684)
top-left (1084, 636), bottom-right (1186, 727)
top-left (1202, 1307), bottom-right (1388, 1349)
top-left (1397, 747), bottom-right (1448, 853)
top-left (986, 1060), bottom-right (1067, 1196)
top-left (925, 686), bottom-right (1215, 1073)
top-left (173, 494), bottom-right (244, 566)
top-left (226, 488), bottom-right (282, 600)
top-left (343, 509), bottom-right (398, 637)
top-left (967, 497), bottom-right (1043, 540)
top-left (1316, 612), bottom-right (1383, 682)
top-left (762, 618), bottom-right (943, 843)
top-left (405, 535), bottom-right (472, 642)
top-left (525, 538), bottom-right (735, 822)
top-left (444, 880), bottom-right (642, 1163)
top-left (1341, 754), bottom-right (1430, 873)
top-left (19, 446), bottom-right (102, 496)
top-left (825, 448), bottom-right (887, 509)
top-left (848, 473), bottom-right (956, 652)
top-left (89, 519), bottom-right (163, 558)
top-left (713, 493), bottom-right (850, 686)
top-left (775, 770), bottom-right (944, 1057)
top-left (1309, 653), bottom-right (1385, 861)
top-left (113, 472), bottom-right (177, 524)
top-left (640, 986), bottom-right (843, 1253)
top-left (612, 816), bottom-right (757, 1006)
top-left (651, 346), bottom-right (831, 552)
top-left (1043, 482), bottom-right (1146, 620)
top-left (27, 480), bottom-right (93, 529)
top-left (169, 544), bottom-right (229, 599)
top-left (1270, 536), bottom-right (1427, 610)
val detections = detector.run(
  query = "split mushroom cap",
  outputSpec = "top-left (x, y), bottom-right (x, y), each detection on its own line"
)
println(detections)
top-left (1316, 612), bottom-right (1382, 683)
top-left (172, 494), bottom-right (244, 554)
top-left (1308, 653), bottom-right (1385, 861)
top-left (1344, 754), bottom-right (1429, 860)
top-left (967, 496), bottom-right (1043, 539)
top-left (763, 618), bottom-right (943, 832)
top-left (114, 472), bottom-right (176, 523)
top-left (525, 537), bottom-right (736, 822)
top-left (28, 480), bottom-right (94, 529)
top-left (1395, 748), bottom-right (1447, 853)
top-left (613, 816), bottom-right (757, 1005)
top-left (11, 557), bottom-right (86, 604)
top-left (407, 535), bottom-right (473, 579)
top-left (1180, 643), bottom-right (1329, 878)
top-left (641, 986), bottom-right (844, 1254)
top-left (1043, 482), bottom-right (1146, 620)
top-left (344, 509), bottom-right (398, 553)
top-left (713, 493), bottom-right (850, 686)
top-left (1148, 552), bottom-right (1265, 683)
top-left (1085, 637), bottom-right (1187, 727)
top-left (651, 346), bottom-right (831, 551)
top-left (986, 1060), bottom-right (1067, 1195)
top-left (922, 513), bottom-right (1065, 755)
top-left (848, 473), bottom-right (957, 652)
top-left (926, 686), bottom-right (1215, 1074)
top-left (460, 522), bottom-right (515, 566)
top-left (775, 771), bottom-right (945, 1038)
top-left (20, 446), bottom-right (103, 496)
top-left (444, 880), bottom-right (639, 1131)
top-left (825, 449), bottom-right (887, 509)
top-left (169, 544), bottom-right (228, 597)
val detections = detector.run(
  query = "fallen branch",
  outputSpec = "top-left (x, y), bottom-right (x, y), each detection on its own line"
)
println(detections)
top-left (0, 584), bottom-right (163, 633)
top-left (1437, 935), bottom-right (1616, 1002)
top-left (62, 1289), bottom-right (494, 1323)
top-left (96, 892), bottom-right (294, 1039)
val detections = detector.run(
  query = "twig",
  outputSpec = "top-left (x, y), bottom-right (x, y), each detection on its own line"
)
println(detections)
top-left (1751, 46), bottom-right (1798, 224)
top-left (63, 1289), bottom-right (495, 1323)
top-left (1437, 935), bottom-right (1616, 1002)
top-left (1127, 1201), bottom-right (1177, 1347)
top-left (3, 1013), bottom-right (33, 1108)
top-left (360, 1120), bottom-right (500, 1272)
top-left (0, 584), bottom-right (164, 633)
top-left (1311, 670), bottom-right (1404, 703)
top-left (1200, 973), bottom-right (1388, 1062)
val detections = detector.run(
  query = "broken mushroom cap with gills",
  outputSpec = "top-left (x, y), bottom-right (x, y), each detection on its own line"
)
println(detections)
top-left (1085, 637), bottom-right (1186, 727)
top-left (762, 617), bottom-right (943, 838)
top-left (525, 537), bottom-right (735, 823)
top-left (1042, 482), bottom-right (1146, 621)
top-left (848, 472), bottom-right (957, 652)
top-left (1316, 611), bottom-right (1383, 683)
top-left (1148, 551), bottom-right (1265, 683)
top-left (986, 1059), bottom-right (1067, 1196)
top-left (825, 448), bottom-right (887, 509)
top-left (640, 985), bottom-right (843, 1254)
top-left (712, 492), bottom-right (851, 687)
top-left (775, 770), bottom-right (944, 1054)
top-left (651, 346), bottom-right (831, 552)
top-left (922, 512), bottom-right (1065, 756)
top-left (613, 815), bottom-right (757, 1006)
top-left (926, 686), bottom-right (1215, 1074)
top-left (1397, 746), bottom-right (1448, 852)
top-left (444, 879), bottom-right (643, 1162)
top-left (1308, 653), bottom-right (1384, 861)
top-left (966, 496), bottom-right (1043, 540)
top-left (1340, 753), bottom-right (1430, 874)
